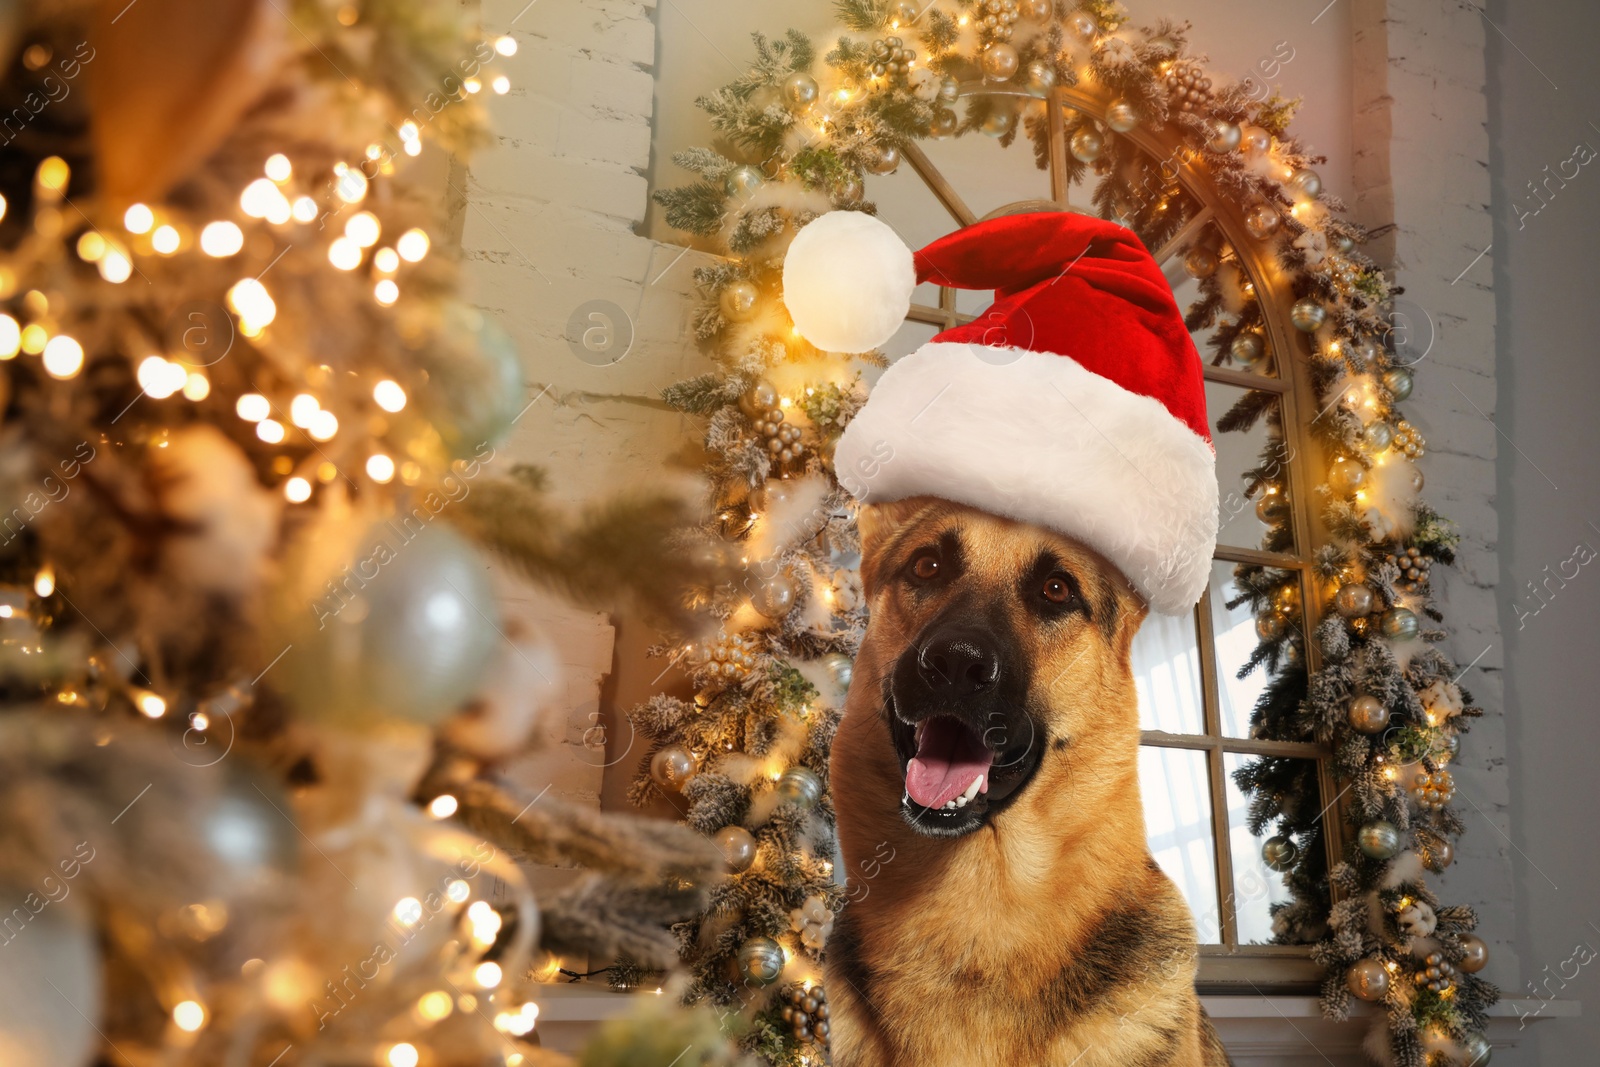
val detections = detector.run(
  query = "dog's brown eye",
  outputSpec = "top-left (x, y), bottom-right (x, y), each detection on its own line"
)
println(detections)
top-left (1042, 575), bottom-right (1073, 604)
top-left (911, 553), bottom-right (940, 580)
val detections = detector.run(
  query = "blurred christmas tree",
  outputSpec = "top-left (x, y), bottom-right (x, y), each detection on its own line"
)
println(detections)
top-left (0, 1), bottom-right (741, 1065)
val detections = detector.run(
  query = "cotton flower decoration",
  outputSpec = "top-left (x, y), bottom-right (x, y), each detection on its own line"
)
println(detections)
top-left (1397, 900), bottom-right (1437, 938)
top-left (1295, 230), bottom-right (1328, 265)
top-left (790, 894), bottom-right (835, 950)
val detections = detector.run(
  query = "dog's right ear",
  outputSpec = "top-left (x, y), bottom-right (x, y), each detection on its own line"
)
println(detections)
top-left (857, 496), bottom-right (937, 599)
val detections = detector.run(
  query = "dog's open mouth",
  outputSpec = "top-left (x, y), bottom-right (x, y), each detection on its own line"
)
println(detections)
top-left (906, 717), bottom-right (992, 811)
top-left (889, 708), bottom-right (1042, 836)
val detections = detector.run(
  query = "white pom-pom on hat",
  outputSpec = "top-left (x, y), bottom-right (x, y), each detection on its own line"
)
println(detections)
top-left (783, 211), bottom-right (915, 353)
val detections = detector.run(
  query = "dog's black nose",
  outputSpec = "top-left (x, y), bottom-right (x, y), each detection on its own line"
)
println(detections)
top-left (916, 628), bottom-right (1000, 697)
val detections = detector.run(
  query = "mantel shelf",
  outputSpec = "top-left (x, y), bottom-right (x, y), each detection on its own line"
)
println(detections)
top-left (526, 985), bottom-right (1580, 1064)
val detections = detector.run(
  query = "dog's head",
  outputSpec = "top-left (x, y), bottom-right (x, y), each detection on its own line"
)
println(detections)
top-left (853, 496), bottom-right (1149, 838)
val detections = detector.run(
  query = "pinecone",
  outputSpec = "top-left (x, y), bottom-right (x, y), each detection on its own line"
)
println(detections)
top-left (1163, 58), bottom-right (1212, 111)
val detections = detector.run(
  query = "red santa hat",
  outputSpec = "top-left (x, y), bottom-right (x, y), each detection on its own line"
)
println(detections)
top-left (783, 210), bottom-right (1217, 615)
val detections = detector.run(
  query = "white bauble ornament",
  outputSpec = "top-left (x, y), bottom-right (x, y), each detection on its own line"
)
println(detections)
top-left (151, 424), bottom-right (280, 597)
top-left (441, 606), bottom-right (564, 760)
top-left (0, 894), bottom-right (100, 1067)
top-left (783, 212), bottom-right (914, 353)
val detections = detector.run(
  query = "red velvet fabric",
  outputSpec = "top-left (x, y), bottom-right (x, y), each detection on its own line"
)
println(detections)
top-left (913, 211), bottom-right (1210, 444)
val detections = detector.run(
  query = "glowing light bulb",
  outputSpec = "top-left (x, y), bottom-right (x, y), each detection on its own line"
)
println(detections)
top-left (373, 379), bottom-right (407, 412)
top-left (374, 279), bottom-right (399, 306)
top-left (373, 247), bottom-right (400, 273)
top-left (393, 897), bottom-right (424, 926)
top-left (345, 211), bottom-right (381, 247)
top-left (137, 356), bottom-right (186, 399)
top-left (172, 1000), bottom-right (205, 1032)
top-left (495, 35), bottom-right (518, 55)
top-left (33, 566), bottom-right (53, 597)
top-left (240, 178), bottom-right (280, 219)
top-left (397, 228), bottom-right (430, 262)
top-left (464, 77), bottom-right (482, 94)
top-left (236, 393), bottom-right (270, 422)
top-left (152, 225), bottom-right (181, 254)
top-left (265, 153), bottom-right (292, 181)
top-left (0, 314), bottom-right (19, 358)
top-left (308, 410), bottom-right (339, 441)
top-left (184, 372), bottom-right (211, 401)
top-left (36, 156), bottom-right (69, 194)
top-left (492, 75), bottom-right (510, 94)
top-left (418, 991), bottom-right (453, 1021)
top-left (427, 794), bottom-right (458, 818)
top-left (474, 961), bottom-right (503, 988)
top-left (125, 204), bottom-right (153, 233)
top-left (41, 335), bottom-right (84, 379)
top-left (289, 393), bottom-right (320, 427)
top-left (291, 196), bottom-right (319, 223)
top-left (99, 248), bottom-right (132, 283)
top-left (136, 690), bottom-right (167, 718)
top-left (200, 221), bottom-right (244, 257)
top-left (366, 453), bottom-right (396, 483)
top-left (328, 237), bottom-right (362, 270)
top-left (387, 1043), bottom-right (419, 1067)
top-left (334, 163), bottom-right (368, 203)
top-left (227, 278), bottom-right (277, 332)
top-left (285, 477), bottom-right (311, 503)
top-left (256, 419), bottom-right (286, 444)
top-left (77, 231), bottom-right (106, 261)
top-left (20, 324), bottom-right (47, 354)
top-left (446, 879), bottom-right (470, 903)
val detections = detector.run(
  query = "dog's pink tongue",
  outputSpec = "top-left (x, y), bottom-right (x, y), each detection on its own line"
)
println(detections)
top-left (905, 717), bottom-right (993, 809)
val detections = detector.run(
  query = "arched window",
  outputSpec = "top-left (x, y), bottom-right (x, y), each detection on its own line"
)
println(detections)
top-left (869, 83), bottom-right (1334, 986)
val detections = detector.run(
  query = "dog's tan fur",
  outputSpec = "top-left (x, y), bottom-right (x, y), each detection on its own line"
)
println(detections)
top-left (827, 497), bottom-right (1231, 1067)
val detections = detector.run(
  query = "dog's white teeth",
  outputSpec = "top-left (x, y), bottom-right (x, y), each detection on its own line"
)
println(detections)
top-left (962, 776), bottom-right (983, 802)
top-left (955, 795), bottom-right (968, 808)
top-left (943, 799), bottom-right (957, 810)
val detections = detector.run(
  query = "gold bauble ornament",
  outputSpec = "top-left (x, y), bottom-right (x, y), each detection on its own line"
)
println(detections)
top-left (888, 0), bottom-right (920, 25)
top-left (782, 71), bottom-right (819, 110)
top-left (1459, 934), bottom-right (1489, 974)
top-left (1239, 124), bottom-right (1272, 157)
top-left (1288, 168), bottom-right (1323, 201)
top-left (1206, 120), bottom-right (1241, 153)
top-left (865, 144), bottom-right (901, 175)
top-left (1380, 607), bottom-right (1421, 641)
top-left (1261, 835), bottom-right (1298, 872)
top-left (1183, 245), bottom-right (1219, 279)
top-left (1328, 457), bottom-right (1367, 494)
top-left (1357, 820), bottom-right (1402, 859)
top-left (1426, 837), bottom-right (1454, 871)
top-left (1244, 201), bottom-right (1281, 240)
top-left (1230, 331), bottom-right (1267, 366)
top-left (1021, 0), bottom-right (1053, 21)
top-left (1348, 694), bottom-right (1389, 733)
top-left (1255, 612), bottom-right (1287, 640)
top-left (1333, 583), bottom-right (1374, 617)
top-left (1069, 126), bottom-right (1103, 162)
top-left (649, 744), bottom-right (695, 790)
top-left (929, 107), bottom-right (958, 138)
top-left (1105, 98), bottom-right (1139, 132)
top-left (981, 105), bottom-right (1017, 138)
top-left (752, 571), bottom-right (798, 618)
top-left (737, 936), bottom-right (785, 985)
top-left (1346, 958), bottom-right (1390, 1001)
top-left (1290, 299), bottom-right (1327, 332)
top-left (1025, 60), bottom-right (1057, 95)
top-left (1064, 10), bottom-right (1097, 43)
top-left (714, 825), bottom-right (758, 872)
top-left (719, 281), bottom-right (760, 322)
top-left (981, 42), bottom-right (1020, 81)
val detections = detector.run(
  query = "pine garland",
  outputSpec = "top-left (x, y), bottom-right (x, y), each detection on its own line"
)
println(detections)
top-left (645, 3), bottom-right (1499, 1063)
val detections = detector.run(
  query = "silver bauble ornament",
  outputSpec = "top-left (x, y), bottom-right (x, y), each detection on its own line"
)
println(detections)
top-left (1361, 421), bottom-right (1395, 453)
top-left (1239, 124), bottom-right (1271, 157)
top-left (782, 72), bottom-right (819, 111)
top-left (981, 42), bottom-right (1020, 81)
top-left (275, 523), bottom-right (500, 726)
top-left (1349, 694), bottom-right (1390, 733)
top-left (720, 280), bottom-right (760, 322)
top-left (832, 173), bottom-right (865, 204)
top-left (1357, 820), bottom-right (1402, 859)
top-left (930, 107), bottom-right (958, 138)
top-left (714, 825), bottom-right (758, 872)
top-left (776, 765), bottom-right (823, 808)
top-left (649, 743), bottom-right (695, 790)
top-left (1244, 201), bottom-right (1281, 240)
top-left (1206, 121), bottom-right (1241, 153)
top-left (741, 379), bottom-right (778, 417)
top-left (1230, 332), bottom-right (1267, 365)
top-left (937, 75), bottom-right (960, 103)
top-left (1459, 934), bottom-right (1489, 974)
top-left (1380, 607), bottom-right (1421, 641)
top-left (429, 303), bottom-right (525, 456)
top-left (1069, 126), bottom-right (1103, 162)
top-left (737, 936), bottom-right (786, 985)
top-left (1105, 98), bottom-right (1139, 132)
top-left (752, 572), bottom-right (798, 618)
top-left (981, 106), bottom-right (1017, 138)
top-left (1409, 464), bottom-right (1425, 492)
top-left (0, 888), bottom-right (100, 1067)
top-left (823, 651), bottom-right (854, 693)
top-left (1261, 835), bottom-right (1298, 872)
top-left (1065, 10), bottom-right (1097, 42)
top-left (725, 165), bottom-right (764, 199)
top-left (888, 0), bottom-right (919, 25)
top-left (865, 144), bottom-right (901, 175)
top-left (1290, 299), bottom-right (1327, 332)
top-left (1329, 457), bottom-right (1367, 494)
top-left (1461, 1032), bottom-right (1492, 1067)
top-left (1354, 337), bottom-right (1381, 365)
top-left (1334, 583), bottom-right (1374, 617)
top-left (1383, 367), bottom-right (1414, 401)
top-left (1288, 167), bottom-right (1323, 201)
top-left (1345, 958), bottom-right (1390, 1001)
top-left (1183, 245), bottom-right (1219, 279)
top-left (1025, 60), bottom-right (1057, 95)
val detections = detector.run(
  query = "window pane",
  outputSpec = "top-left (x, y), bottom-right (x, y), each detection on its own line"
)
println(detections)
top-left (1208, 560), bottom-right (1273, 739)
top-left (1206, 380), bottom-right (1294, 553)
top-left (1132, 610), bottom-right (1204, 735)
top-left (1224, 752), bottom-right (1319, 946)
top-left (1139, 745), bottom-right (1221, 944)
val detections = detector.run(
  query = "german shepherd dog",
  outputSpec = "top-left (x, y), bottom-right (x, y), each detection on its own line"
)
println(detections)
top-left (827, 496), bottom-right (1232, 1067)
